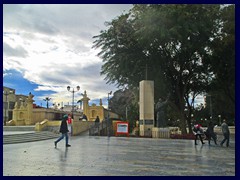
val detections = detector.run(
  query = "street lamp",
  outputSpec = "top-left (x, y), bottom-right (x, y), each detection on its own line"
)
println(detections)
top-left (67, 86), bottom-right (80, 119)
top-left (218, 115), bottom-right (221, 126)
top-left (3, 90), bottom-right (13, 126)
top-left (107, 91), bottom-right (112, 137)
top-left (204, 94), bottom-right (213, 119)
top-left (43, 97), bottom-right (51, 109)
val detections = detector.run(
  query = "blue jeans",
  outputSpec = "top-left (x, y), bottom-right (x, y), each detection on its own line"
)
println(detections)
top-left (55, 133), bottom-right (69, 145)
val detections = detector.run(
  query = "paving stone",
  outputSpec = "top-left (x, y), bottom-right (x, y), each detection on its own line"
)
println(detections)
top-left (3, 132), bottom-right (235, 176)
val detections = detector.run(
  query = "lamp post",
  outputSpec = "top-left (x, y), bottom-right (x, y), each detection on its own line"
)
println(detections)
top-left (218, 115), bottom-right (221, 126)
top-left (43, 97), bottom-right (51, 109)
top-left (210, 96), bottom-right (213, 119)
top-left (126, 106), bottom-right (128, 120)
top-left (204, 94), bottom-right (213, 119)
top-left (107, 91), bottom-right (112, 137)
top-left (67, 86), bottom-right (80, 120)
top-left (3, 90), bottom-right (13, 126)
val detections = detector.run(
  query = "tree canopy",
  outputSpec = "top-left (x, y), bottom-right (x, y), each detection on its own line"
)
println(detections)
top-left (93, 4), bottom-right (235, 133)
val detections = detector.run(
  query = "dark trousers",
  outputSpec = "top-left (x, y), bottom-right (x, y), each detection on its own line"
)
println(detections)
top-left (206, 132), bottom-right (217, 145)
top-left (195, 134), bottom-right (204, 145)
top-left (220, 133), bottom-right (230, 147)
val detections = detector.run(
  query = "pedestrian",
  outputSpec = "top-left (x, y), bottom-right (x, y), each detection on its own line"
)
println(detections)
top-left (82, 114), bottom-right (88, 121)
top-left (54, 114), bottom-right (71, 148)
top-left (95, 116), bottom-right (100, 125)
top-left (67, 114), bottom-right (72, 135)
top-left (193, 122), bottom-right (205, 145)
top-left (205, 121), bottom-right (217, 145)
top-left (220, 119), bottom-right (230, 147)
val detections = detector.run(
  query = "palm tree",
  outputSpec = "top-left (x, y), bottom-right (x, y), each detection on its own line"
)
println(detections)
top-left (43, 97), bottom-right (51, 109)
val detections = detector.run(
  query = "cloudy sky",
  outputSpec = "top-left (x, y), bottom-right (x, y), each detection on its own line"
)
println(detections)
top-left (3, 4), bottom-right (133, 108)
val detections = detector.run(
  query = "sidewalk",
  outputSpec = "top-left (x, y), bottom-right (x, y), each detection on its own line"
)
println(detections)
top-left (3, 133), bottom-right (235, 176)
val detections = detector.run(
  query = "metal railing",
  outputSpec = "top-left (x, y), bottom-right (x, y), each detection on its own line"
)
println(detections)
top-left (89, 120), bottom-right (113, 136)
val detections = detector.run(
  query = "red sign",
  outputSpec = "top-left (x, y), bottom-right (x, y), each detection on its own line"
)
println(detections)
top-left (116, 122), bottom-right (129, 137)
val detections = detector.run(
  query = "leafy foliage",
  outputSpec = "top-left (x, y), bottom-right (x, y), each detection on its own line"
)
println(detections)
top-left (93, 4), bottom-right (235, 133)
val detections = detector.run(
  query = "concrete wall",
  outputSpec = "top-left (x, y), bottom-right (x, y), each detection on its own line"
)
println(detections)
top-left (152, 127), bottom-right (170, 138)
top-left (72, 120), bottom-right (95, 136)
top-left (35, 119), bottom-right (94, 136)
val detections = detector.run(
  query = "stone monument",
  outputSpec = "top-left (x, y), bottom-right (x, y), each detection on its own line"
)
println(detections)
top-left (152, 95), bottom-right (170, 138)
top-left (139, 80), bottom-right (154, 137)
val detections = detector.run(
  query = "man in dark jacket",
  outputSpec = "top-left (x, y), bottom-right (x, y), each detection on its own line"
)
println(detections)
top-left (54, 114), bottom-right (71, 148)
top-left (205, 121), bottom-right (217, 145)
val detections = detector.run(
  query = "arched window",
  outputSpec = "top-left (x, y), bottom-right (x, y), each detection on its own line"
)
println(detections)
top-left (91, 110), bottom-right (96, 118)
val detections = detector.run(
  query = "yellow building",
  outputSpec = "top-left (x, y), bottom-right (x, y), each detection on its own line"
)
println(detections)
top-left (5, 88), bottom-right (120, 127)
top-left (81, 90), bottom-right (120, 122)
top-left (3, 86), bottom-right (28, 125)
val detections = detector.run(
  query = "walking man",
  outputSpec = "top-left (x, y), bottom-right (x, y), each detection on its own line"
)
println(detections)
top-left (220, 119), bottom-right (230, 147)
top-left (205, 121), bottom-right (218, 145)
top-left (54, 114), bottom-right (71, 148)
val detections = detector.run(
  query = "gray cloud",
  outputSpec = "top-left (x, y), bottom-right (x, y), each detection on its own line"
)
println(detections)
top-left (3, 4), bottom-right (132, 38)
top-left (3, 42), bottom-right (28, 58)
top-left (3, 4), bottom-right (132, 105)
top-left (3, 4), bottom-right (133, 55)
top-left (33, 19), bottom-right (59, 35)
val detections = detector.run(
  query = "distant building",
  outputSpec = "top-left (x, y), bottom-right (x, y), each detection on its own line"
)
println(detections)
top-left (80, 90), bottom-right (120, 122)
top-left (3, 86), bottom-right (28, 124)
top-left (4, 87), bottom-right (120, 126)
top-left (62, 105), bottom-right (82, 113)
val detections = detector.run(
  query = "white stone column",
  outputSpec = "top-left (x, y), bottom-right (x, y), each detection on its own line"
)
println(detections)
top-left (139, 80), bottom-right (154, 137)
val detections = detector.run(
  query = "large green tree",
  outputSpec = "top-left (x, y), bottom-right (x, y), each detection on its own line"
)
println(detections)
top-left (109, 88), bottom-right (139, 131)
top-left (208, 5), bottom-right (235, 122)
top-left (93, 4), bottom-right (234, 134)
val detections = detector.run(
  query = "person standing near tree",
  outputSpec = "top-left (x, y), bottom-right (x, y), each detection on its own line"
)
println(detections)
top-left (220, 119), bottom-right (230, 147)
top-left (54, 114), bottom-right (71, 148)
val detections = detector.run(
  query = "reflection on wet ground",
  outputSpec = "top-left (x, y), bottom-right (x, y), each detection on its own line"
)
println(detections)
top-left (3, 133), bottom-right (235, 176)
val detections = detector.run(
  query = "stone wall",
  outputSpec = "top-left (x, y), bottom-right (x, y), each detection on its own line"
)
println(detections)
top-left (152, 127), bottom-right (170, 138)
top-left (72, 120), bottom-right (94, 136)
top-left (35, 119), bottom-right (94, 136)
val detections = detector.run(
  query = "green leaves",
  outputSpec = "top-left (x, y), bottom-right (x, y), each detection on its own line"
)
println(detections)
top-left (92, 4), bottom-right (235, 131)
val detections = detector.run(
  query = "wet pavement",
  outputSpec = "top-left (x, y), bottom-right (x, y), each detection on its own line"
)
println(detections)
top-left (3, 132), bottom-right (235, 176)
top-left (3, 131), bottom-right (35, 135)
